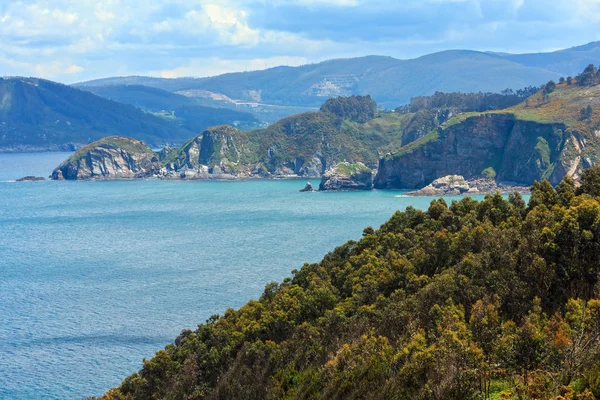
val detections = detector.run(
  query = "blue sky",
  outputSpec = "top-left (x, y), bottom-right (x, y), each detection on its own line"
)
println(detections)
top-left (1, 0), bottom-right (599, 83)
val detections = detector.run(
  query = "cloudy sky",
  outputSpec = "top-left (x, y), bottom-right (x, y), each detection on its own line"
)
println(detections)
top-left (1, 0), bottom-right (599, 83)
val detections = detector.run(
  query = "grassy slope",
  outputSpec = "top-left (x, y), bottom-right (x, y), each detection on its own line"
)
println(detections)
top-left (161, 112), bottom-right (411, 173)
top-left (389, 83), bottom-right (600, 161)
top-left (67, 136), bottom-right (155, 162)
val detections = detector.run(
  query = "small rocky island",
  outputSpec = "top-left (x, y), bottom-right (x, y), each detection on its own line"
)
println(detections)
top-left (16, 176), bottom-right (45, 182)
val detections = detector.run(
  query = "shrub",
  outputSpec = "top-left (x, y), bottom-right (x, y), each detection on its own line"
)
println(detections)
top-left (482, 167), bottom-right (497, 180)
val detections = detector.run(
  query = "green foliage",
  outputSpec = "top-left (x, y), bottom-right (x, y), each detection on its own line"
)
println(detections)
top-left (482, 167), bottom-right (497, 180)
top-left (580, 105), bottom-right (593, 120)
top-left (319, 95), bottom-right (377, 123)
top-left (578, 165), bottom-right (600, 196)
top-left (396, 87), bottom-right (538, 114)
top-left (104, 177), bottom-right (600, 400)
top-left (544, 80), bottom-right (557, 94)
top-left (333, 162), bottom-right (371, 176)
top-left (576, 64), bottom-right (600, 87)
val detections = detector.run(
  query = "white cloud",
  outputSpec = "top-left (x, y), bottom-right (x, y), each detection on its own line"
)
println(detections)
top-left (0, 0), bottom-right (599, 83)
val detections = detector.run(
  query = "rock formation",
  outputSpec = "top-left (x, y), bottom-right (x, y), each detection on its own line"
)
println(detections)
top-left (16, 176), bottom-right (45, 182)
top-left (299, 182), bottom-right (314, 192)
top-left (319, 162), bottom-right (373, 191)
top-left (51, 137), bottom-right (160, 180)
top-left (405, 175), bottom-right (529, 196)
top-left (374, 114), bottom-right (573, 189)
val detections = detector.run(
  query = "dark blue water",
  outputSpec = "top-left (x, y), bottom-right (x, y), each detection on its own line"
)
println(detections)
top-left (0, 153), bottom-right (496, 399)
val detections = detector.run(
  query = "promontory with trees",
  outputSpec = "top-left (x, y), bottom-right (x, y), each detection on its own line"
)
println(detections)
top-left (99, 167), bottom-right (600, 399)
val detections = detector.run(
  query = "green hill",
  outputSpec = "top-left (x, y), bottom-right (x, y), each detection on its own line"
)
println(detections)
top-left (100, 170), bottom-right (600, 400)
top-left (0, 77), bottom-right (193, 151)
top-left (81, 85), bottom-right (260, 131)
top-left (52, 95), bottom-right (442, 180)
top-left (76, 42), bottom-right (600, 109)
top-left (375, 68), bottom-right (600, 189)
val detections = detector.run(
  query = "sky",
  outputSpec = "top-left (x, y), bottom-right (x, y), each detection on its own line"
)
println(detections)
top-left (1, 0), bottom-right (600, 83)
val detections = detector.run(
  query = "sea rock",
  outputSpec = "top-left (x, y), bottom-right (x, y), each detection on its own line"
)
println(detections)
top-left (319, 162), bottom-right (373, 191)
top-left (51, 136), bottom-right (160, 180)
top-left (300, 182), bottom-right (314, 192)
top-left (16, 176), bottom-right (45, 182)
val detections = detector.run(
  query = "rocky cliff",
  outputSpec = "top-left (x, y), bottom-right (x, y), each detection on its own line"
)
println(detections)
top-left (319, 162), bottom-right (373, 190)
top-left (51, 137), bottom-right (160, 180)
top-left (373, 114), bottom-right (576, 189)
top-left (51, 95), bottom-right (415, 181)
top-left (159, 125), bottom-right (255, 179)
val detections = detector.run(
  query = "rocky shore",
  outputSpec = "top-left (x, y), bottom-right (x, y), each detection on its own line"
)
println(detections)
top-left (405, 175), bottom-right (530, 196)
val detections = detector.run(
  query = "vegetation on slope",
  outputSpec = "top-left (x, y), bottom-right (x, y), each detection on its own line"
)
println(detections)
top-left (0, 78), bottom-right (192, 150)
top-left (80, 84), bottom-right (260, 131)
top-left (384, 64), bottom-right (600, 178)
top-left (102, 169), bottom-right (600, 400)
top-left (68, 136), bottom-right (155, 163)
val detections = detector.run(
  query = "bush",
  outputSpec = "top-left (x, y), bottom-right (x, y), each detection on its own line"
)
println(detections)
top-left (482, 167), bottom-right (497, 180)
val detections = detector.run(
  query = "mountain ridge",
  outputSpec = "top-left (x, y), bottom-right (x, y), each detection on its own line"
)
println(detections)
top-left (74, 42), bottom-right (600, 109)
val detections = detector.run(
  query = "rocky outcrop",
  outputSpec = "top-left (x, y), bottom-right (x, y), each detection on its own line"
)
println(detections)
top-left (374, 114), bottom-right (570, 189)
top-left (319, 162), bottom-right (373, 191)
top-left (16, 176), bottom-right (45, 182)
top-left (299, 182), bottom-right (314, 192)
top-left (51, 137), bottom-right (160, 180)
top-left (159, 125), bottom-right (253, 179)
top-left (406, 175), bottom-right (529, 196)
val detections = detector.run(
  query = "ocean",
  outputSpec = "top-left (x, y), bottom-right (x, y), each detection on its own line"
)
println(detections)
top-left (0, 152), bottom-right (500, 399)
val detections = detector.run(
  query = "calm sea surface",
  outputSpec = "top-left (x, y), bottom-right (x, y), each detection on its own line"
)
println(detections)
top-left (0, 152), bottom-right (505, 399)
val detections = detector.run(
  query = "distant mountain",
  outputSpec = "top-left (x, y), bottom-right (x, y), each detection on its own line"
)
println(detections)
top-left (0, 78), bottom-right (259, 152)
top-left (76, 42), bottom-right (600, 109)
top-left (81, 85), bottom-right (259, 131)
top-left (0, 77), bottom-right (196, 151)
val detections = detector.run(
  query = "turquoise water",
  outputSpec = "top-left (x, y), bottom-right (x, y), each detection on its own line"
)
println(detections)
top-left (1, 153), bottom-right (493, 399)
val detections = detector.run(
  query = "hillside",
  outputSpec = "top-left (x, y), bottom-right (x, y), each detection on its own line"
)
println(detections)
top-left (375, 70), bottom-right (600, 189)
top-left (81, 85), bottom-right (260, 131)
top-left (53, 96), bottom-right (436, 180)
top-left (0, 78), bottom-right (193, 151)
top-left (100, 172), bottom-right (600, 399)
top-left (76, 42), bottom-right (600, 109)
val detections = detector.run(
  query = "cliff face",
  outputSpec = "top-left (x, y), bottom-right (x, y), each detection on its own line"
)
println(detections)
top-left (160, 125), bottom-right (255, 179)
top-left (51, 137), bottom-right (159, 180)
top-left (374, 114), bottom-right (572, 189)
top-left (319, 162), bottom-right (373, 190)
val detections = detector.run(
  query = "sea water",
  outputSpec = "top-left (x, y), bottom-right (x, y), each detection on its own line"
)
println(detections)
top-left (0, 153), bottom-right (502, 399)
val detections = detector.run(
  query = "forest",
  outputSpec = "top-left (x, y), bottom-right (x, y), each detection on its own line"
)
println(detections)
top-left (100, 167), bottom-right (600, 400)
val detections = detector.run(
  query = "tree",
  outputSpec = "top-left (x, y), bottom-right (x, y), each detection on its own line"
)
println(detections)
top-left (544, 80), bottom-right (556, 94)
top-left (567, 76), bottom-right (573, 85)
top-left (581, 105), bottom-right (593, 120)
top-left (559, 77), bottom-right (565, 84)
top-left (482, 167), bottom-right (496, 180)
top-left (557, 175), bottom-right (576, 206)
top-left (529, 180), bottom-right (559, 210)
top-left (576, 64), bottom-right (599, 86)
top-left (578, 165), bottom-right (600, 196)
